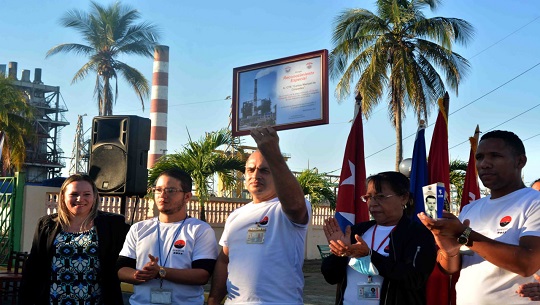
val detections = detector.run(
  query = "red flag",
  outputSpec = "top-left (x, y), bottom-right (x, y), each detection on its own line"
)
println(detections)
top-left (428, 96), bottom-right (450, 192)
top-left (426, 93), bottom-right (455, 305)
top-left (335, 110), bottom-right (368, 232)
top-left (460, 125), bottom-right (481, 211)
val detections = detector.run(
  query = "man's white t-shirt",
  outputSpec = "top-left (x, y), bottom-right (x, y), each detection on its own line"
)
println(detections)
top-left (220, 197), bottom-right (312, 305)
top-left (456, 188), bottom-right (540, 305)
top-left (120, 217), bottom-right (218, 305)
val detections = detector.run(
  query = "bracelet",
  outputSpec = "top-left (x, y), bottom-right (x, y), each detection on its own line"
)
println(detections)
top-left (438, 250), bottom-right (459, 259)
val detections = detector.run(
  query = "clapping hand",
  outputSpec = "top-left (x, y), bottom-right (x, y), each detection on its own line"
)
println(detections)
top-left (133, 254), bottom-right (160, 282)
top-left (517, 274), bottom-right (540, 301)
top-left (323, 217), bottom-right (346, 243)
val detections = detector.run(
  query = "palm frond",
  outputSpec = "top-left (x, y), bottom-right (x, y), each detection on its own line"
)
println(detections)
top-left (330, 1), bottom-right (473, 167)
top-left (148, 128), bottom-right (245, 216)
top-left (47, 1), bottom-right (160, 116)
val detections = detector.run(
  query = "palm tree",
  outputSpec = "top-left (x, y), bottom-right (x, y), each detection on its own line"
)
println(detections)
top-left (149, 128), bottom-right (245, 221)
top-left (449, 159), bottom-right (467, 210)
top-left (330, 0), bottom-right (473, 170)
top-left (0, 75), bottom-right (35, 172)
top-left (46, 1), bottom-right (160, 116)
top-left (297, 169), bottom-right (337, 209)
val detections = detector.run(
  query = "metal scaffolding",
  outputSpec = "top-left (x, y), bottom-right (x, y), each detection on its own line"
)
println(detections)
top-left (2, 62), bottom-right (70, 182)
top-left (68, 114), bottom-right (90, 175)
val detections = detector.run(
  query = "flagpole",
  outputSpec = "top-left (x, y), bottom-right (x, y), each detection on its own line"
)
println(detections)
top-left (354, 93), bottom-right (362, 119)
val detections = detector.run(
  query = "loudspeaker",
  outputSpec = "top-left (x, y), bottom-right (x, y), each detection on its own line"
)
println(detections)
top-left (89, 115), bottom-right (151, 196)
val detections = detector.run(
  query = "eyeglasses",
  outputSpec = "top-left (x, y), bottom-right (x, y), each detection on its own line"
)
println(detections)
top-left (150, 187), bottom-right (185, 194)
top-left (360, 194), bottom-right (395, 203)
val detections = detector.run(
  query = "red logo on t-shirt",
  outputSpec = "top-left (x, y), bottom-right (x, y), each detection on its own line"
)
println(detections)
top-left (174, 240), bottom-right (186, 249)
top-left (258, 216), bottom-right (269, 226)
top-left (500, 216), bottom-right (512, 227)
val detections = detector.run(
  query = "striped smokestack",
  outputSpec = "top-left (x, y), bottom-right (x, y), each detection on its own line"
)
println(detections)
top-left (148, 45), bottom-right (169, 168)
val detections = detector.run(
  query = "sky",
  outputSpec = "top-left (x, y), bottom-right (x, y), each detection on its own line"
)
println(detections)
top-left (1, 0), bottom-right (540, 188)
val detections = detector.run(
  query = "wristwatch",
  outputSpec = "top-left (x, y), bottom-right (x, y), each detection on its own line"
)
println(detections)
top-left (457, 227), bottom-right (472, 245)
top-left (158, 266), bottom-right (166, 278)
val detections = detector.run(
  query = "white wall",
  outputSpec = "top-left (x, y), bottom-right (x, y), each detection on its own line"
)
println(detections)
top-left (21, 185), bottom-right (60, 252)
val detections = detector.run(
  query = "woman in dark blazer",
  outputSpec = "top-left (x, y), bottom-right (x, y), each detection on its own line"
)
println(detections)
top-left (20, 174), bottom-right (130, 305)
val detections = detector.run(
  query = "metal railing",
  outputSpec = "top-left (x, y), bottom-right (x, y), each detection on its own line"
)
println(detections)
top-left (44, 194), bottom-right (335, 225)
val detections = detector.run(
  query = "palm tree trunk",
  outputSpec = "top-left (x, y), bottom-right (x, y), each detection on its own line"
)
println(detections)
top-left (102, 76), bottom-right (112, 116)
top-left (395, 107), bottom-right (403, 171)
top-left (392, 79), bottom-right (403, 171)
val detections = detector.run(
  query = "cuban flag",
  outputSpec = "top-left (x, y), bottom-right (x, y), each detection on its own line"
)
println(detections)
top-left (335, 111), bottom-right (368, 232)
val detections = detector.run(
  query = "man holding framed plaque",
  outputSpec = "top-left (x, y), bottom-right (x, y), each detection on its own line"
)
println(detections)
top-left (208, 126), bottom-right (311, 305)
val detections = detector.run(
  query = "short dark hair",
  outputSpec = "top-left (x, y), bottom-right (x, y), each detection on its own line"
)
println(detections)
top-left (531, 178), bottom-right (540, 187)
top-left (366, 171), bottom-right (410, 197)
top-left (425, 195), bottom-right (436, 202)
top-left (480, 130), bottom-right (525, 156)
top-left (157, 168), bottom-right (193, 192)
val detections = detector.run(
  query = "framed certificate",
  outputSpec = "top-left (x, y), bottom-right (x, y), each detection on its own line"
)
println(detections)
top-left (231, 49), bottom-right (329, 136)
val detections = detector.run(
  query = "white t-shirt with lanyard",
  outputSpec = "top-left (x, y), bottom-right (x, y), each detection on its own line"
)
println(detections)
top-left (119, 217), bottom-right (218, 305)
top-left (343, 224), bottom-right (395, 305)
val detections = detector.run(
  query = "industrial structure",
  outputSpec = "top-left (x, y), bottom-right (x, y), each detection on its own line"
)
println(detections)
top-left (148, 45), bottom-right (169, 168)
top-left (68, 114), bottom-right (90, 175)
top-left (239, 77), bottom-right (277, 130)
top-left (1, 62), bottom-right (69, 182)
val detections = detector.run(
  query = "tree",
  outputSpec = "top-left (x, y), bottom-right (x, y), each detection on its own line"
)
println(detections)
top-left (449, 159), bottom-right (466, 210)
top-left (0, 75), bottom-right (35, 172)
top-left (330, 0), bottom-right (473, 170)
top-left (46, 1), bottom-right (160, 116)
top-left (149, 128), bottom-right (245, 221)
top-left (297, 169), bottom-right (337, 209)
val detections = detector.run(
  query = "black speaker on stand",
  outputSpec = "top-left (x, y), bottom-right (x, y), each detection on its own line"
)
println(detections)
top-left (88, 115), bottom-right (151, 215)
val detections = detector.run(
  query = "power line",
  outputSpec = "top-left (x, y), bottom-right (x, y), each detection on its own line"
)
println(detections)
top-left (449, 102), bottom-right (540, 149)
top-left (112, 97), bottom-right (231, 114)
top-left (449, 61), bottom-right (540, 116)
top-left (468, 16), bottom-right (540, 60)
top-left (365, 59), bottom-right (540, 158)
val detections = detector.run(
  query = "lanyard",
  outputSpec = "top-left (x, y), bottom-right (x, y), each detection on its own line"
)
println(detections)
top-left (371, 224), bottom-right (396, 253)
top-left (157, 217), bottom-right (187, 268)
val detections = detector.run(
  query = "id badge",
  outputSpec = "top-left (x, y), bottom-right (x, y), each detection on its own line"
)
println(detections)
top-left (150, 288), bottom-right (172, 304)
top-left (357, 282), bottom-right (380, 300)
top-left (246, 227), bottom-right (266, 244)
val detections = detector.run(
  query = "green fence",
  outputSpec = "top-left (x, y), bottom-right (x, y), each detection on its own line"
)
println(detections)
top-left (0, 172), bottom-right (24, 265)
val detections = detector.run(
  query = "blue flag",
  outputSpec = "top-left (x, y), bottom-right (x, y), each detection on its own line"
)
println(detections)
top-left (409, 124), bottom-right (428, 222)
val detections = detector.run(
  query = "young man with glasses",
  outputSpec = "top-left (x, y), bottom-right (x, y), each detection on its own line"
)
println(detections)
top-left (208, 126), bottom-right (312, 305)
top-left (117, 168), bottom-right (218, 305)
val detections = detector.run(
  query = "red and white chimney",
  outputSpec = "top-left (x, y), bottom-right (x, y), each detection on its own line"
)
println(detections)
top-left (148, 45), bottom-right (169, 168)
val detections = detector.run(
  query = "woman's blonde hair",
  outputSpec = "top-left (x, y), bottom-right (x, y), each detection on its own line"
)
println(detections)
top-left (57, 174), bottom-right (100, 231)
